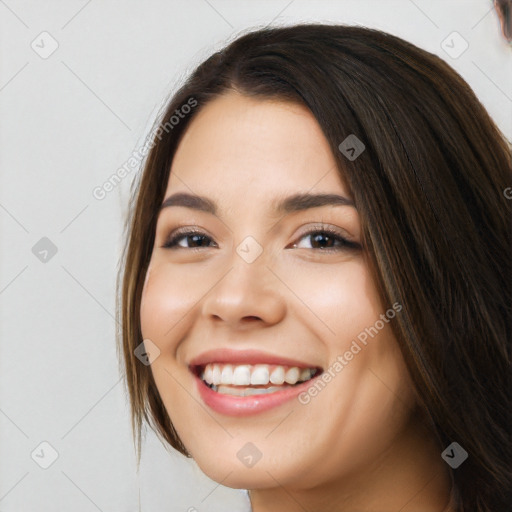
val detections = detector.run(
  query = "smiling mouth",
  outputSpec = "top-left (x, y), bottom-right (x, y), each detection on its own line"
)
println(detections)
top-left (193, 363), bottom-right (321, 397)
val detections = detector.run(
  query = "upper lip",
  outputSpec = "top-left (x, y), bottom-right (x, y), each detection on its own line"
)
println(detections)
top-left (189, 349), bottom-right (322, 370)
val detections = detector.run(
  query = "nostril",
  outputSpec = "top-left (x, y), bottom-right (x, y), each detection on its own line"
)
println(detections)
top-left (242, 316), bottom-right (262, 323)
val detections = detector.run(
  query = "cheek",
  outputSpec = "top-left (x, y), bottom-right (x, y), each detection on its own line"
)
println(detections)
top-left (278, 257), bottom-right (384, 345)
top-left (140, 260), bottom-right (203, 345)
top-left (278, 259), bottom-right (415, 463)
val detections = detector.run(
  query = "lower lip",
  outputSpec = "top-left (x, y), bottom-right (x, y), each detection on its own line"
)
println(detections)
top-left (195, 374), bottom-right (318, 416)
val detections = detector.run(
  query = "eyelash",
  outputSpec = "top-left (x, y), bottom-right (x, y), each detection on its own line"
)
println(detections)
top-left (161, 225), bottom-right (360, 252)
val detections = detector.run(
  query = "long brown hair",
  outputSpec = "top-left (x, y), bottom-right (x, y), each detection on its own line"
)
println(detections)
top-left (117, 24), bottom-right (512, 511)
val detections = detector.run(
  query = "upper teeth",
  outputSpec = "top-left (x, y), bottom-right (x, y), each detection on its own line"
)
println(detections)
top-left (202, 363), bottom-right (315, 387)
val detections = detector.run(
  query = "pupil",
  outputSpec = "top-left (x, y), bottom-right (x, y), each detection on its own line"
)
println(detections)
top-left (191, 235), bottom-right (207, 246)
top-left (313, 233), bottom-right (332, 248)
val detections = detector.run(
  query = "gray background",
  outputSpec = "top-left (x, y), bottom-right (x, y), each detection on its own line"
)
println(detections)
top-left (1, 1), bottom-right (510, 511)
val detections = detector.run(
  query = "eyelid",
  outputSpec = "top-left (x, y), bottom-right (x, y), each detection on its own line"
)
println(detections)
top-left (290, 223), bottom-right (361, 251)
top-left (161, 226), bottom-right (217, 249)
top-left (293, 222), bottom-right (356, 241)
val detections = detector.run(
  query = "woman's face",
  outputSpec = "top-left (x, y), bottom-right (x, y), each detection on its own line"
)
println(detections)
top-left (140, 91), bottom-right (417, 491)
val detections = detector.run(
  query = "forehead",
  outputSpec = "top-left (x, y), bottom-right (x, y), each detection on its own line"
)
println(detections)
top-left (166, 91), bottom-right (351, 209)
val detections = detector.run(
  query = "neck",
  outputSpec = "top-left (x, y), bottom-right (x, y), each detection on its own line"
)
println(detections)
top-left (249, 413), bottom-right (454, 512)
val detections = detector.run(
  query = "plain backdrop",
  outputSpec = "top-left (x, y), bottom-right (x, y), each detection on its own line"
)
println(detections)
top-left (1, 1), bottom-right (510, 511)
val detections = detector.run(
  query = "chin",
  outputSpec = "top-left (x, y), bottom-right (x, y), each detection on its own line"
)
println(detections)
top-left (195, 459), bottom-right (287, 489)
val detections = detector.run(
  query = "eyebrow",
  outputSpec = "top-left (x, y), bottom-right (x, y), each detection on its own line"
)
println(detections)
top-left (159, 191), bottom-right (355, 215)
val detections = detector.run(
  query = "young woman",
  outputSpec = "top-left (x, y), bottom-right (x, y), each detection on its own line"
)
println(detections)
top-left (117, 24), bottom-right (512, 512)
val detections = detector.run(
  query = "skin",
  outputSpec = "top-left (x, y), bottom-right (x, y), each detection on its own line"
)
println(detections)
top-left (140, 91), bottom-right (454, 511)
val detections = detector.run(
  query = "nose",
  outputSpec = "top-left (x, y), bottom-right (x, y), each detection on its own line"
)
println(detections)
top-left (200, 250), bottom-right (286, 329)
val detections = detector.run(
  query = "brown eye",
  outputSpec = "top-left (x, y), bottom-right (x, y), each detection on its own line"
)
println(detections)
top-left (291, 228), bottom-right (360, 251)
top-left (162, 229), bottom-right (217, 249)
